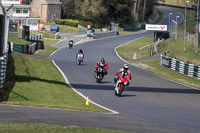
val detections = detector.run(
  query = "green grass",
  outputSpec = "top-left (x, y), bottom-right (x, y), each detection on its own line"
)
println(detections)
top-left (2, 54), bottom-right (108, 112)
top-left (0, 123), bottom-right (134, 133)
top-left (117, 36), bottom-right (153, 60)
top-left (8, 38), bottom-right (32, 45)
top-left (42, 22), bottom-right (79, 32)
top-left (158, 37), bottom-right (200, 65)
top-left (35, 39), bottom-right (59, 56)
top-left (157, 6), bottom-right (196, 32)
top-left (154, 10), bottom-right (164, 24)
top-left (116, 5), bottom-right (199, 88)
top-left (139, 59), bottom-right (200, 89)
top-left (117, 7), bottom-right (200, 88)
top-left (116, 34), bottom-right (200, 89)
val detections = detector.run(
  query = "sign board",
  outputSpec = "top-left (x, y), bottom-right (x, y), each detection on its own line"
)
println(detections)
top-left (161, 56), bottom-right (170, 67)
top-left (145, 24), bottom-right (167, 31)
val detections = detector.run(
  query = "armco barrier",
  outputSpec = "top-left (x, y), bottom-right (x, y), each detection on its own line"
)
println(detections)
top-left (0, 53), bottom-right (8, 89)
top-left (93, 31), bottom-right (118, 39)
top-left (160, 55), bottom-right (200, 80)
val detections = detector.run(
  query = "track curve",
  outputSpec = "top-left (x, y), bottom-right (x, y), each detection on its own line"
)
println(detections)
top-left (0, 8), bottom-right (200, 133)
top-left (50, 8), bottom-right (200, 132)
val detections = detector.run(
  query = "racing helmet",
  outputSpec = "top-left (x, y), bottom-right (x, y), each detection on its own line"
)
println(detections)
top-left (79, 49), bottom-right (83, 54)
top-left (123, 64), bottom-right (129, 71)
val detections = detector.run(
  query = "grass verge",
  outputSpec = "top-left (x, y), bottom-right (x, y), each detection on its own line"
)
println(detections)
top-left (116, 6), bottom-right (200, 89)
top-left (117, 36), bottom-right (153, 60)
top-left (0, 123), bottom-right (134, 133)
top-left (157, 6), bottom-right (196, 32)
top-left (116, 35), bottom-right (200, 89)
top-left (2, 54), bottom-right (108, 112)
top-left (42, 22), bottom-right (79, 32)
top-left (35, 39), bottom-right (59, 56)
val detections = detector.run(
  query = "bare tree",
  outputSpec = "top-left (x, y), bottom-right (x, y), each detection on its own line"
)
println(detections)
top-left (143, 0), bottom-right (146, 21)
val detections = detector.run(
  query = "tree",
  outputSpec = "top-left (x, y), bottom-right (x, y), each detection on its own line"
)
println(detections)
top-left (60, 0), bottom-right (75, 18)
top-left (102, 0), bottom-right (133, 24)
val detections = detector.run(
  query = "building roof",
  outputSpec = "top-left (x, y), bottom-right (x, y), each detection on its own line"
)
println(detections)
top-left (45, 0), bottom-right (61, 4)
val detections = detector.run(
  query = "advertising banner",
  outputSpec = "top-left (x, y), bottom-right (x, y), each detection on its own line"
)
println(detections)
top-left (145, 24), bottom-right (167, 31)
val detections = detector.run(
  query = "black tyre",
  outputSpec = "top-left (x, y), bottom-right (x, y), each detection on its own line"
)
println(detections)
top-left (118, 85), bottom-right (123, 97)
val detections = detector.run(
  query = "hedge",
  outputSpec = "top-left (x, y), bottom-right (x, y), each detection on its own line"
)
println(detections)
top-left (55, 19), bottom-right (102, 28)
top-left (55, 19), bottom-right (79, 27)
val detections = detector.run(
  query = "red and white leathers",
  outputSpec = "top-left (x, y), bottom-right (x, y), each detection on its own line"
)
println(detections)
top-left (94, 61), bottom-right (109, 78)
top-left (114, 68), bottom-right (131, 86)
top-left (116, 68), bottom-right (131, 79)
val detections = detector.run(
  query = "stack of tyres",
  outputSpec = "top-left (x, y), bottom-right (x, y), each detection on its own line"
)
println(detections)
top-left (13, 43), bottom-right (22, 53)
top-left (22, 45), bottom-right (29, 54)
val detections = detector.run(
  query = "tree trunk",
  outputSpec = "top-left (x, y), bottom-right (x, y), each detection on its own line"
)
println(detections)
top-left (137, 0), bottom-right (141, 12)
top-left (142, 0), bottom-right (146, 21)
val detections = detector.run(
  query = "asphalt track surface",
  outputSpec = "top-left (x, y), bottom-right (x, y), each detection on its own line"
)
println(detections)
top-left (1, 8), bottom-right (200, 133)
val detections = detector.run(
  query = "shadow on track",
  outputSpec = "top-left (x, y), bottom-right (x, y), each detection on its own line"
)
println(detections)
top-left (71, 84), bottom-right (200, 94)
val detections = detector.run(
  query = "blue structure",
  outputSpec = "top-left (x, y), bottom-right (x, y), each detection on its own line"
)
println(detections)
top-left (49, 26), bottom-right (59, 32)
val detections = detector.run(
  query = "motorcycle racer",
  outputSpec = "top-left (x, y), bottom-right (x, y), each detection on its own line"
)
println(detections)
top-left (76, 49), bottom-right (84, 62)
top-left (114, 64), bottom-right (131, 86)
top-left (94, 58), bottom-right (108, 78)
top-left (69, 39), bottom-right (73, 48)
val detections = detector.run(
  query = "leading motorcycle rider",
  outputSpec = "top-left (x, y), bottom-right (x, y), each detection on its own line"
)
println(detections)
top-left (94, 58), bottom-right (109, 78)
top-left (114, 64), bottom-right (132, 86)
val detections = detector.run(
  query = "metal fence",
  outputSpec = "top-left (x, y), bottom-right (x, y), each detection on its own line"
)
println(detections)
top-left (160, 55), bottom-right (200, 80)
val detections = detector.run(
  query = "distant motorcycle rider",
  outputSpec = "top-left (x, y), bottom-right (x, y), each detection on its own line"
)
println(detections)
top-left (76, 49), bottom-right (84, 62)
top-left (94, 58), bottom-right (108, 78)
top-left (114, 64), bottom-right (132, 86)
top-left (69, 39), bottom-right (73, 48)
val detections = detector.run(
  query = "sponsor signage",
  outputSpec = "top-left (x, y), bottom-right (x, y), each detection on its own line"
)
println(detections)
top-left (145, 24), bottom-right (167, 31)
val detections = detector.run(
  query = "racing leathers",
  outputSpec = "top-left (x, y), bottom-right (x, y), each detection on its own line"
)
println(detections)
top-left (94, 61), bottom-right (108, 78)
top-left (114, 68), bottom-right (132, 86)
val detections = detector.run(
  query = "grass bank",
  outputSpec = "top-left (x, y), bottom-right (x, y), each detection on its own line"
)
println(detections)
top-left (2, 54), bottom-right (108, 112)
top-left (116, 36), bottom-right (200, 89)
top-left (42, 22), bottom-right (79, 32)
top-left (116, 6), bottom-right (200, 89)
top-left (35, 39), bottom-right (60, 56)
top-left (0, 123), bottom-right (134, 133)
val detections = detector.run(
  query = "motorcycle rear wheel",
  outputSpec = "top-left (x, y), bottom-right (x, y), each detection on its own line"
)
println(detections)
top-left (118, 85), bottom-right (123, 97)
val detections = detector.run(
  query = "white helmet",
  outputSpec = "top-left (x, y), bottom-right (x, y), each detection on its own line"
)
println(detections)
top-left (123, 64), bottom-right (129, 71)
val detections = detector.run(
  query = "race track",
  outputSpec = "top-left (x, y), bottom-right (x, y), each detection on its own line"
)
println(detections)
top-left (1, 8), bottom-right (200, 133)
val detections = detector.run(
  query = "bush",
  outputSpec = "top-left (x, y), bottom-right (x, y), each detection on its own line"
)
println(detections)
top-left (63, 19), bottom-right (79, 27)
top-left (55, 19), bottom-right (79, 27)
top-left (55, 19), bottom-right (65, 25)
top-left (72, 14), bottom-right (93, 22)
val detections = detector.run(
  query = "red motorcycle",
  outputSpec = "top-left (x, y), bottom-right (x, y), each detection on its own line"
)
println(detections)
top-left (114, 72), bottom-right (129, 97)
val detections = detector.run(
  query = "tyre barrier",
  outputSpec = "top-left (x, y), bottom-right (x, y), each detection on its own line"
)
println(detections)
top-left (0, 53), bottom-right (8, 89)
top-left (29, 33), bottom-right (43, 41)
top-left (10, 41), bottom-right (43, 54)
top-left (160, 55), bottom-right (200, 80)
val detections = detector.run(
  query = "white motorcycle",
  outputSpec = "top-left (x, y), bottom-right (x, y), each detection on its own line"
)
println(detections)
top-left (77, 53), bottom-right (83, 65)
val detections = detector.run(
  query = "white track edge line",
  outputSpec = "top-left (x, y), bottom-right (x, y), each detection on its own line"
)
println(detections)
top-left (52, 60), bottom-right (119, 114)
